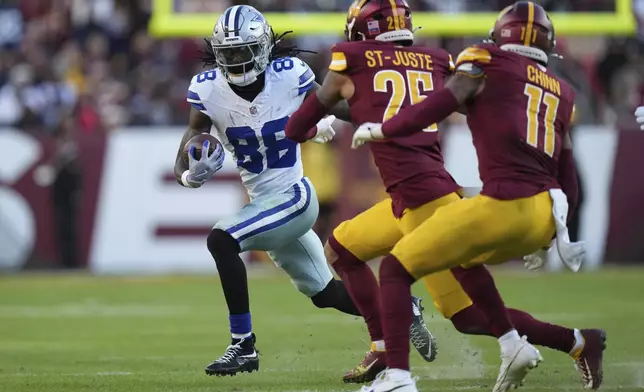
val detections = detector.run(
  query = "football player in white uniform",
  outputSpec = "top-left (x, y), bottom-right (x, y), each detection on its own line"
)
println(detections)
top-left (173, 5), bottom-right (434, 377)
top-left (636, 106), bottom-right (644, 130)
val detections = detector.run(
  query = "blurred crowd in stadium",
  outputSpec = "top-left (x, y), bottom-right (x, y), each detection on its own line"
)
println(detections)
top-left (1, 0), bottom-right (643, 135)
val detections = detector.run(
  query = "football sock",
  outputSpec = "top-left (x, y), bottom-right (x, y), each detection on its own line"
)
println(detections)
top-left (207, 229), bottom-right (250, 332)
top-left (329, 235), bottom-right (383, 341)
top-left (311, 279), bottom-right (361, 316)
top-left (569, 329), bottom-right (585, 359)
top-left (230, 313), bottom-right (252, 339)
top-left (372, 340), bottom-right (386, 352)
top-left (506, 308), bottom-right (575, 353)
top-left (451, 265), bottom-right (515, 337)
top-left (451, 301), bottom-right (577, 354)
top-left (379, 254), bottom-right (415, 371)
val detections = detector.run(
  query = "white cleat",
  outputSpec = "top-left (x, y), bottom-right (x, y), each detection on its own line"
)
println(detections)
top-left (493, 336), bottom-right (543, 392)
top-left (358, 368), bottom-right (419, 392)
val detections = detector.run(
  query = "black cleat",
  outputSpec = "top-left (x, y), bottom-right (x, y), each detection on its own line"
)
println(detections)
top-left (205, 334), bottom-right (259, 376)
top-left (410, 296), bottom-right (438, 362)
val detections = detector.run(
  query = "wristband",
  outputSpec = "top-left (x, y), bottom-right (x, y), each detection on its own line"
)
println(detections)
top-left (181, 170), bottom-right (196, 188)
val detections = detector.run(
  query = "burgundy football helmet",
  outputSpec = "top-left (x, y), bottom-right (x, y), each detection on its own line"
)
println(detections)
top-left (490, 1), bottom-right (556, 63)
top-left (345, 0), bottom-right (413, 43)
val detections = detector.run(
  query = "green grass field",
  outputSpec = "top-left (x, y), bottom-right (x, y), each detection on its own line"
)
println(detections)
top-left (1, 267), bottom-right (643, 392)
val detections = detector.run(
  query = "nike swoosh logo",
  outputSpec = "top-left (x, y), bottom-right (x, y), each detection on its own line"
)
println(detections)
top-left (363, 359), bottom-right (379, 372)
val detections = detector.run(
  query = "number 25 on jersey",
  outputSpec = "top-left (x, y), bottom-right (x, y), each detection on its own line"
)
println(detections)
top-left (373, 69), bottom-right (438, 132)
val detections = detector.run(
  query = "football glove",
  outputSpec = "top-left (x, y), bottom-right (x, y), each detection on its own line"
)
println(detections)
top-left (523, 247), bottom-right (550, 271)
top-left (182, 140), bottom-right (225, 188)
top-left (636, 106), bottom-right (644, 130)
top-left (311, 115), bottom-right (336, 144)
top-left (352, 122), bottom-right (385, 149)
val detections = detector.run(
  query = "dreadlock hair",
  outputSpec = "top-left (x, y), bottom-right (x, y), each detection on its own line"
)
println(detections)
top-left (268, 30), bottom-right (317, 61)
top-left (199, 30), bottom-right (316, 68)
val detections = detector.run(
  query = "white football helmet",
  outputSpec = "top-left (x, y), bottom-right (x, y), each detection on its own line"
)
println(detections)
top-left (211, 5), bottom-right (273, 86)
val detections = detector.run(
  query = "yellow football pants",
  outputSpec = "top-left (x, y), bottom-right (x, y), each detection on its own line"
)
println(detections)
top-left (392, 192), bottom-right (556, 278)
top-left (332, 193), bottom-right (472, 318)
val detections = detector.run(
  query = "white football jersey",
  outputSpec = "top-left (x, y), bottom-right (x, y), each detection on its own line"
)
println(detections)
top-left (186, 57), bottom-right (316, 199)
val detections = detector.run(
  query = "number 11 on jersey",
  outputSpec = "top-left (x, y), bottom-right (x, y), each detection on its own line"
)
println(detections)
top-left (524, 84), bottom-right (560, 157)
top-left (373, 70), bottom-right (438, 132)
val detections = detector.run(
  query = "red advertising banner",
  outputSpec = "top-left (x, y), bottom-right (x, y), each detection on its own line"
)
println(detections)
top-left (1, 125), bottom-right (643, 273)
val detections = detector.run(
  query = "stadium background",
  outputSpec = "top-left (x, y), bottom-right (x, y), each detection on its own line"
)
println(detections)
top-left (1, 2), bottom-right (644, 392)
top-left (1, 0), bottom-right (643, 273)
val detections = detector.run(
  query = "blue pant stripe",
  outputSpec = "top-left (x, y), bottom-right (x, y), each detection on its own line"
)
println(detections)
top-left (228, 180), bottom-right (304, 235)
top-left (237, 180), bottom-right (312, 243)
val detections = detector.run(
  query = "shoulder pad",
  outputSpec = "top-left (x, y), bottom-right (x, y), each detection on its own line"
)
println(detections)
top-left (292, 58), bottom-right (316, 96)
top-left (187, 70), bottom-right (218, 115)
top-left (454, 46), bottom-right (491, 78)
top-left (455, 46), bottom-right (492, 68)
top-left (328, 43), bottom-right (351, 73)
top-left (268, 57), bottom-right (315, 96)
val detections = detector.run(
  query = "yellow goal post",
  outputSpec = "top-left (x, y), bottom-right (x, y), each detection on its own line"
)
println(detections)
top-left (149, 0), bottom-right (636, 38)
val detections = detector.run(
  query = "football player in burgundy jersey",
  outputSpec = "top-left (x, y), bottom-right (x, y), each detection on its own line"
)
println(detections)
top-left (287, 1), bottom-right (605, 391)
top-left (350, 1), bottom-right (604, 391)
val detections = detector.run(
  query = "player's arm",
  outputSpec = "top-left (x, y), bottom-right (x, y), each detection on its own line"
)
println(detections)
top-left (557, 110), bottom-right (579, 222)
top-left (285, 70), bottom-right (353, 143)
top-left (379, 71), bottom-right (483, 138)
top-left (173, 107), bottom-right (212, 185)
top-left (306, 81), bottom-right (352, 122)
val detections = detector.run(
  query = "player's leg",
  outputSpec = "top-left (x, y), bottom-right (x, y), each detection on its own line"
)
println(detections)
top-left (267, 229), bottom-right (359, 315)
top-left (326, 200), bottom-right (400, 383)
top-left (450, 265), bottom-right (606, 390)
top-left (204, 178), bottom-right (316, 376)
top-left (328, 199), bottom-right (400, 353)
top-left (377, 194), bottom-right (553, 389)
top-left (396, 192), bottom-right (468, 362)
top-left (327, 199), bottom-right (436, 383)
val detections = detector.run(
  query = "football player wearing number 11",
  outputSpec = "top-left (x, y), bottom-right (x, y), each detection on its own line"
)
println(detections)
top-left (172, 5), bottom-right (434, 379)
top-left (352, 2), bottom-right (603, 392)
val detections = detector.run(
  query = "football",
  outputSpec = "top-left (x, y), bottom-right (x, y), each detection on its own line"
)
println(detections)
top-left (182, 133), bottom-right (220, 163)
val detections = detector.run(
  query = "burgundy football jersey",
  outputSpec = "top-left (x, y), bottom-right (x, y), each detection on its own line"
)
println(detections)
top-left (330, 40), bottom-right (460, 216)
top-left (454, 43), bottom-right (576, 200)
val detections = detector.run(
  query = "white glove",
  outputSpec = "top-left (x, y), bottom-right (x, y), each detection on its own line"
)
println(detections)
top-left (352, 122), bottom-right (384, 149)
top-left (523, 247), bottom-right (550, 272)
top-left (636, 106), bottom-right (644, 130)
top-left (311, 115), bottom-right (336, 144)
top-left (182, 140), bottom-right (225, 188)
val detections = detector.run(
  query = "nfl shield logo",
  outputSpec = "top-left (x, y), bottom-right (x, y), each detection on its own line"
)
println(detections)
top-left (367, 20), bottom-right (380, 36)
top-left (249, 106), bottom-right (258, 115)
